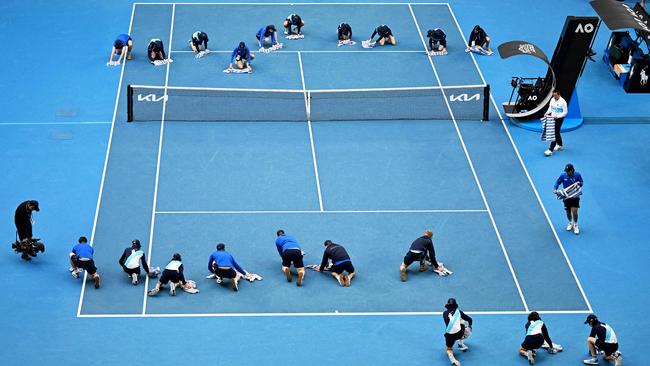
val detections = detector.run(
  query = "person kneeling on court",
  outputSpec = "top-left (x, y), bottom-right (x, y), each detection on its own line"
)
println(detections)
top-left (337, 22), bottom-right (354, 46)
top-left (367, 24), bottom-right (395, 47)
top-left (583, 314), bottom-right (622, 366)
top-left (190, 31), bottom-right (209, 53)
top-left (275, 230), bottom-right (305, 286)
top-left (229, 41), bottom-right (255, 71)
top-left (399, 229), bottom-right (440, 281)
top-left (108, 33), bottom-right (132, 65)
top-left (427, 28), bottom-right (447, 55)
top-left (315, 240), bottom-right (355, 287)
top-left (443, 298), bottom-right (472, 366)
top-left (147, 38), bottom-right (167, 63)
top-left (69, 236), bottom-right (100, 289)
top-left (207, 243), bottom-right (248, 292)
top-left (256, 25), bottom-right (279, 48)
top-left (119, 239), bottom-right (154, 285)
top-left (284, 13), bottom-right (305, 35)
top-left (519, 311), bottom-right (561, 365)
top-left (148, 253), bottom-right (192, 296)
top-left (466, 25), bottom-right (492, 55)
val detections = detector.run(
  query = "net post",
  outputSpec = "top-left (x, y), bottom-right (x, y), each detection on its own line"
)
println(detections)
top-left (306, 91), bottom-right (311, 121)
top-left (482, 84), bottom-right (490, 121)
top-left (127, 84), bottom-right (133, 122)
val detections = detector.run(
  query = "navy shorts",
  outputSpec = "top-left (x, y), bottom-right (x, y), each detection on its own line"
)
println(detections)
top-left (521, 334), bottom-right (544, 351)
top-left (122, 266), bottom-right (141, 276)
top-left (282, 249), bottom-right (304, 268)
top-left (403, 251), bottom-right (424, 266)
top-left (595, 339), bottom-right (618, 356)
top-left (160, 269), bottom-right (184, 285)
top-left (444, 326), bottom-right (465, 348)
top-left (331, 261), bottom-right (355, 274)
top-left (76, 259), bottom-right (97, 275)
top-left (215, 267), bottom-right (237, 279)
top-left (564, 197), bottom-right (580, 209)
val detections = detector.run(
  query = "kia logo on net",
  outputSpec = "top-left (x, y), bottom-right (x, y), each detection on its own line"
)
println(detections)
top-left (137, 94), bottom-right (168, 102)
top-left (449, 93), bottom-right (481, 102)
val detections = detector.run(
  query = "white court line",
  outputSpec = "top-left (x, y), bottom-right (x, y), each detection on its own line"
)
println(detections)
top-left (156, 209), bottom-right (488, 214)
top-left (0, 121), bottom-right (112, 126)
top-left (171, 49), bottom-right (424, 53)
top-left (78, 309), bottom-right (591, 319)
top-left (135, 2), bottom-right (449, 5)
top-left (77, 3), bottom-right (137, 317)
top-left (298, 51), bottom-right (324, 211)
top-left (445, 4), bottom-right (593, 312)
top-left (141, 4), bottom-right (176, 316)
top-left (408, 4), bottom-right (529, 312)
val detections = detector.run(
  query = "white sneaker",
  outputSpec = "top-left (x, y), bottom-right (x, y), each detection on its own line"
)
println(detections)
top-left (147, 287), bottom-right (159, 296)
top-left (566, 222), bottom-right (574, 231)
top-left (544, 150), bottom-right (553, 156)
top-left (170, 282), bottom-right (176, 296)
top-left (131, 273), bottom-right (138, 285)
top-left (458, 343), bottom-right (468, 351)
top-left (574, 224), bottom-right (580, 235)
top-left (553, 145), bottom-right (563, 151)
top-left (206, 274), bottom-right (217, 279)
top-left (526, 350), bottom-right (535, 365)
top-left (614, 351), bottom-right (622, 366)
top-left (583, 358), bottom-right (598, 365)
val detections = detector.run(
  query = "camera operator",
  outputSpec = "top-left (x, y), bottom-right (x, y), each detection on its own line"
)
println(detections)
top-left (14, 200), bottom-right (40, 260)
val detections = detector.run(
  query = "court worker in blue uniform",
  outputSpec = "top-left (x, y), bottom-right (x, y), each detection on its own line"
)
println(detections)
top-left (229, 42), bottom-right (255, 71)
top-left (316, 240), bottom-right (355, 287)
top-left (256, 25), bottom-right (278, 48)
top-left (553, 163), bottom-right (583, 235)
top-left (108, 33), bottom-right (132, 65)
top-left (399, 229), bottom-right (440, 281)
top-left (275, 230), bottom-right (305, 286)
top-left (69, 236), bottom-right (101, 289)
top-left (207, 243), bottom-right (248, 292)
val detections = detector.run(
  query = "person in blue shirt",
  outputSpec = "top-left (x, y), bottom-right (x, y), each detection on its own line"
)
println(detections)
top-left (553, 163), bottom-right (583, 235)
top-left (118, 239), bottom-right (153, 285)
top-left (69, 236), bottom-right (100, 289)
top-left (316, 240), bottom-right (355, 287)
top-left (207, 243), bottom-right (248, 291)
top-left (427, 28), bottom-right (447, 53)
top-left (283, 14), bottom-right (305, 35)
top-left (256, 25), bottom-right (278, 48)
top-left (108, 33), bottom-right (132, 65)
top-left (190, 31), bottom-right (209, 53)
top-left (583, 314), bottom-right (622, 366)
top-left (229, 41), bottom-right (255, 71)
top-left (275, 230), bottom-right (305, 286)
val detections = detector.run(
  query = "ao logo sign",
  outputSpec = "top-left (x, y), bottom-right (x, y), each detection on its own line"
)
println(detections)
top-left (575, 23), bottom-right (595, 33)
top-left (449, 93), bottom-right (480, 102)
top-left (137, 94), bottom-right (168, 102)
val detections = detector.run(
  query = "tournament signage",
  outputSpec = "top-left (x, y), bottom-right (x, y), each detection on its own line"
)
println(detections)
top-left (591, 0), bottom-right (650, 48)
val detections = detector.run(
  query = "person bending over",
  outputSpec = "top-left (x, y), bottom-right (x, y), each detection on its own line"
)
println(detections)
top-left (256, 25), bottom-right (278, 48)
top-left (370, 24), bottom-right (395, 46)
top-left (207, 243), bottom-right (248, 292)
top-left (14, 200), bottom-right (40, 261)
top-left (148, 253), bottom-right (189, 296)
top-left (316, 240), bottom-right (355, 287)
top-left (467, 25), bottom-right (491, 53)
top-left (147, 38), bottom-right (166, 62)
top-left (275, 230), bottom-right (305, 286)
top-left (69, 236), bottom-right (101, 289)
top-left (229, 41), bottom-right (255, 71)
top-left (109, 33), bottom-right (133, 65)
top-left (519, 311), bottom-right (560, 364)
top-left (284, 14), bottom-right (304, 35)
top-left (399, 229), bottom-right (440, 281)
top-left (427, 28), bottom-right (447, 53)
top-left (583, 314), bottom-right (622, 366)
top-left (443, 298), bottom-right (473, 366)
top-left (119, 239), bottom-right (153, 285)
top-left (338, 22), bottom-right (352, 41)
top-left (190, 31), bottom-right (209, 53)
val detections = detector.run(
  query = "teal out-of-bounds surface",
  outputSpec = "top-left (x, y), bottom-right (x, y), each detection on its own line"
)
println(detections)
top-left (2, 1), bottom-right (647, 366)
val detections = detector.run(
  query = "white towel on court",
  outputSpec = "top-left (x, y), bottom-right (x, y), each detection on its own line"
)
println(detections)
top-left (259, 43), bottom-right (284, 54)
top-left (106, 61), bottom-right (119, 67)
top-left (244, 273), bottom-right (263, 282)
top-left (428, 50), bottom-right (448, 56)
top-left (286, 34), bottom-right (304, 40)
top-left (152, 59), bottom-right (173, 66)
top-left (223, 66), bottom-right (252, 74)
top-left (361, 39), bottom-right (376, 48)
top-left (338, 39), bottom-right (356, 47)
top-left (433, 262), bottom-right (453, 276)
top-left (195, 49), bottom-right (210, 59)
top-left (182, 279), bottom-right (199, 294)
top-left (148, 266), bottom-right (161, 278)
top-left (466, 46), bottom-right (493, 56)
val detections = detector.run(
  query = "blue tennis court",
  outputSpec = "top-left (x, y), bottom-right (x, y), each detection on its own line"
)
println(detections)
top-left (3, 1), bottom-right (647, 366)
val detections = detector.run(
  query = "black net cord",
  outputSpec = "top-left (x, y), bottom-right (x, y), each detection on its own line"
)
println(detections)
top-left (127, 84), bottom-right (133, 122)
top-left (483, 84), bottom-right (490, 121)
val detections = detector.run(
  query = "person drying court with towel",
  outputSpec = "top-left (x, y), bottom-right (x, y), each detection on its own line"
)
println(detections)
top-left (119, 239), bottom-right (153, 285)
top-left (283, 13), bottom-right (304, 35)
top-left (399, 229), bottom-right (440, 281)
top-left (466, 25), bottom-right (491, 54)
top-left (338, 22), bottom-right (352, 42)
top-left (108, 33), bottom-right (132, 65)
top-left (69, 236), bottom-right (101, 289)
top-left (427, 28), bottom-right (447, 53)
top-left (147, 38), bottom-right (166, 62)
top-left (148, 253), bottom-right (189, 296)
top-left (443, 298), bottom-right (473, 366)
top-left (519, 311), bottom-right (561, 365)
top-left (189, 31), bottom-right (209, 53)
top-left (553, 163), bottom-right (583, 235)
top-left (583, 314), bottom-right (622, 366)
top-left (369, 24), bottom-right (395, 46)
top-left (207, 243), bottom-right (248, 292)
top-left (275, 230), bottom-right (305, 286)
top-left (256, 25), bottom-right (279, 48)
top-left (229, 41), bottom-right (254, 71)
top-left (315, 240), bottom-right (355, 287)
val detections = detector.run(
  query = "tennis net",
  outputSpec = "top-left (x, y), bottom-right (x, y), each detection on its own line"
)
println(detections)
top-left (127, 84), bottom-right (490, 122)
